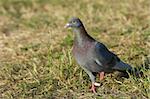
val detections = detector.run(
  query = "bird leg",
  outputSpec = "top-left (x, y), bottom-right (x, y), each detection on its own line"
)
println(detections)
top-left (82, 68), bottom-right (100, 93)
top-left (99, 71), bottom-right (105, 80)
top-left (94, 82), bottom-right (100, 86)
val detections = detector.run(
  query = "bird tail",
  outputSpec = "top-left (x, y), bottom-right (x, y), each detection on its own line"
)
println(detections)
top-left (113, 61), bottom-right (132, 72)
top-left (113, 61), bottom-right (146, 77)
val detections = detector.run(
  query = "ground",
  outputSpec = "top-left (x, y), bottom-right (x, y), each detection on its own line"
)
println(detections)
top-left (0, 0), bottom-right (149, 98)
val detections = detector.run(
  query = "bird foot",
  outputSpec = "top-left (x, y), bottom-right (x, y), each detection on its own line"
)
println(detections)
top-left (99, 71), bottom-right (105, 80)
top-left (90, 83), bottom-right (97, 93)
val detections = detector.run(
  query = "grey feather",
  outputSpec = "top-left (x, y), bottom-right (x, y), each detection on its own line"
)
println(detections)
top-left (113, 61), bottom-right (132, 71)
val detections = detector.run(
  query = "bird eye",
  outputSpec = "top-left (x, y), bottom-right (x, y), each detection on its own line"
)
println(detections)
top-left (72, 21), bottom-right (77, 24)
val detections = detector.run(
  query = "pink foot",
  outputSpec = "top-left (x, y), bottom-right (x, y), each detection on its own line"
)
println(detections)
top-left (90, 83), bottom-right (96, 93)
top-left (99, 71), bottom-right (105, 80)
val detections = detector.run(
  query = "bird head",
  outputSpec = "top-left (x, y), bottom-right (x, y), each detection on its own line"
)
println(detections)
top-left (64, 17), bottom-right (83, 29)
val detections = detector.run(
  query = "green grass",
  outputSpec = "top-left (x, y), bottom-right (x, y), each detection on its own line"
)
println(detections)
top-left (0, 0), bottom-right (150, 98)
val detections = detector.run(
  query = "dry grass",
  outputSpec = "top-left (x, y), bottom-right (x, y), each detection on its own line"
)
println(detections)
top-left (0, 0), bottom-right (150, 98)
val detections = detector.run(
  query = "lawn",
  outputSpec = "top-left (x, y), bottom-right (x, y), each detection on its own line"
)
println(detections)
top-left (0, 0), bottom-right (149, 98)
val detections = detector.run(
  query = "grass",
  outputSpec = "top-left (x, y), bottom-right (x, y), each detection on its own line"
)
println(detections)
top-left (0, 0), bottom-right (149, 98)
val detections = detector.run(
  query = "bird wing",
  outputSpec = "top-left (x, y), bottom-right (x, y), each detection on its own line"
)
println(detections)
top-left (94, 42), bottom-right (132, 72)
top-left (94, 42), bottom-right (120, 68)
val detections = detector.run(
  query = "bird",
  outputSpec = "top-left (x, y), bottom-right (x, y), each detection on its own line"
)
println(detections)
top-left (64, 17), bottom-right (136, 93)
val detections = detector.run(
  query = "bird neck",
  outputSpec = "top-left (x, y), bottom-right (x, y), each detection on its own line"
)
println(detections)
top-left (73, 26), bottom-right (94, 46)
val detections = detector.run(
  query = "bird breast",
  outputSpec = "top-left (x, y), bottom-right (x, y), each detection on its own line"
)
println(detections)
top-left (72, 41), bottom-right (95, 66)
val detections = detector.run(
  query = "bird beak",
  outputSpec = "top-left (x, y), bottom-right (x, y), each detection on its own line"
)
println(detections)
top-left (64, 23), bottom-right (70, 28)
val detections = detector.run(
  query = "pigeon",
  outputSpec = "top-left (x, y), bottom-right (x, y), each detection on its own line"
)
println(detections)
top-left (65, 17), bottom-right (134, 93)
